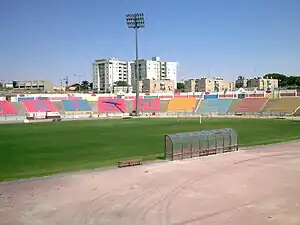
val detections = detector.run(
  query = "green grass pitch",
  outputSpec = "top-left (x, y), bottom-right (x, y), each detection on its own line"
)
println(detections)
top-left (0, 118), bottom-right (300, 181)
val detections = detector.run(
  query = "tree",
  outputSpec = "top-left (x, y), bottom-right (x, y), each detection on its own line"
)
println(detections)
top-left (80, 80), bottom-right (90, 91)
top-left (263, 73), bottom-right (287, 87)
top-left (263, 73), bottom-right (300, 88)
top-left (177, 82), bottom-right (185, 91)
top-left (114, 81), bottom-right (128, 86)
top-left (235, 83), bottom-right (243, 89)
top-left (89, 82), bottom-right (93, 90)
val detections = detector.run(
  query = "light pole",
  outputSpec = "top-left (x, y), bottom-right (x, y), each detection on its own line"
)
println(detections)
top-left (126, 13), bottom-right (145, 116)
top-left (74, 74), bottom-right (84, 92)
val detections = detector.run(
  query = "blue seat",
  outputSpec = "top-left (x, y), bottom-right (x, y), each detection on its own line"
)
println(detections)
top-left (77, 100), bottom-right (92, 111)
top-left (196, 99), bottom-right (232, 115)
top-left (62, 100), bottom-right (92, 111)
top-left (62, 100), bottom-right (76, 111)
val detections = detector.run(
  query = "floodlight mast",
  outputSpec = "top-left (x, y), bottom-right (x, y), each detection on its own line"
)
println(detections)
top-left (126, 13), bottom-right (145, 116)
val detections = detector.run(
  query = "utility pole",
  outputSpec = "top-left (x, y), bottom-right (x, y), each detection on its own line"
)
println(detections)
top-left (126, 13), bottom-right (145, 116)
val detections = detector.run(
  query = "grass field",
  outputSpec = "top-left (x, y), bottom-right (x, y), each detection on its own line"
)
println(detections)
top-left (0, 118), bottom-right (300, 181)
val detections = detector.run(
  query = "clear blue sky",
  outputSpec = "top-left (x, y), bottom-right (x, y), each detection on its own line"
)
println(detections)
top-left (0, 0), bottom-right (299, 84)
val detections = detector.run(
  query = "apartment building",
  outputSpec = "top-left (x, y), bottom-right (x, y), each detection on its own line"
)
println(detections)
top-left (184, 79), bottom-right (199, 92)
top-left (198, 77), bottom-right (235, 92)
top-left (235, 76), bottom-right (248, 88)
top-left (247, 77), bottom-right (278, 90)
top-left (142, 79), bottom-right (174, 93)
top-left (131, 56), bottom-right (177, 92)
top-left (93, 58), bottom-right (132, 92)
top-left (184, 77), bottom-right (234, 92)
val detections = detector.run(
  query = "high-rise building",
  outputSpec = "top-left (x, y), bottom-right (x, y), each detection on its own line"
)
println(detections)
top-left (131, 56), bottom-right (178, 91)
top-left (93, 58), bottom-right (132, 93)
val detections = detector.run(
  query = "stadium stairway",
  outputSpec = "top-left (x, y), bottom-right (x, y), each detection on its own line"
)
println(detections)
top-left (227, 100), bottom-right (239, 114)
top-left (234, 98), bottom-right (268, 113)
top-left (11, 102), bottom-right (26, 116)
top-left (125, 101), bottom-right (133, 113)
top-left (193, 98), bottom-right (203, 113)
top-left (262, 98), bottom-right (300, 115)
top-left (52, 101), bottom-right (65, 114)
top-left (160, 100), bottom-right (170, 112)
top-left (196, 99), bottom-right (232, 115)
top-left (89, 101), bottom-right (99, 114)
top-left (167, 98), bottom-right (197, 112)
top-left (294, 105), bottom-right (300, 116)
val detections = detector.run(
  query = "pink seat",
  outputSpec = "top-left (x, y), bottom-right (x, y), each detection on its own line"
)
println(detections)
top-left (132, 98), bottom-right (160, 111)
top-left (0, 101), bottom-right (17, 115)
top-left (98, 98), bottom-right (126, 113)
top-left (22, 100), bottom-right (58, 113)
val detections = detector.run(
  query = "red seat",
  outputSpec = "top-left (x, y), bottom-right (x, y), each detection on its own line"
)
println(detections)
top-left (132, 98), bottom-right (160, 111)
top-left (235, 98), bottom-right (268, 113)
top-left (22, 100), bottom-right (58, 113)
top-left (0, 101), bottom-right (17, 115)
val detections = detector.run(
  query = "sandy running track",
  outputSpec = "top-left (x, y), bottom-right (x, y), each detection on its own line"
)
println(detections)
top-left (1, 141), bottom-right (300, 225)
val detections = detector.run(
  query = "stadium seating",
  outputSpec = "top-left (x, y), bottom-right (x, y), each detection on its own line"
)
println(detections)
top-left (234, 98), bottom-right (268, 113)
top-left (196, 99), bottom-right (232, 115)
top-left (98, 98), bottom-right (126, 113)
top-left (61, 100), bottom-right (92, 112)
top-left (132, 99), bottom-right (160, 111)
top-left (0, 101), bottom-right (17, 116)
top-left (22, 100), bottom-right (58, 113)
top-left (167, 98), bottom-right (197, 112)
top-left (262, 98), bottom-right (300, 114)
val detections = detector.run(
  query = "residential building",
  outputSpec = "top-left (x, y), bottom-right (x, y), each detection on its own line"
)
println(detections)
top-left (184, 79), bottom-right (199, 92)
top-left (93, 57), bottom-right (132, 93)
top-left (198, 77), bottom-right (235, 92)
top-left (235, 76), bottom-right (248, 88)
top-left (247, 77), bottom-right (279, 90)
top-left (142, 79), bottom-right (174, 93)
top-left (131, 56), bottom-right (178, 92)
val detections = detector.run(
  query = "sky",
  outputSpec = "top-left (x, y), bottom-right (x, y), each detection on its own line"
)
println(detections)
top-left (0, 0), bottom-right (299, 84)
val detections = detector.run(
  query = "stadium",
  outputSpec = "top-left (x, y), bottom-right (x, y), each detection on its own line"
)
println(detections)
top-left (1, 90), bottom-right (300, 224)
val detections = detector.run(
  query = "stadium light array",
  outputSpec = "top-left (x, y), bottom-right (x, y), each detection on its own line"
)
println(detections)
top-left (125, 13), bottom-right (145, 116)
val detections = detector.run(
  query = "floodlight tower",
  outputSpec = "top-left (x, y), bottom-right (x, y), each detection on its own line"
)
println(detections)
top-left (126, 13), bottom-right (145, 116)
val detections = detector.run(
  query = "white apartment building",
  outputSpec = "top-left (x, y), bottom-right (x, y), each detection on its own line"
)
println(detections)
top-left (93, 57), bottom-right (132, 92)
top-left (131, 56), bottom-right (178, 91)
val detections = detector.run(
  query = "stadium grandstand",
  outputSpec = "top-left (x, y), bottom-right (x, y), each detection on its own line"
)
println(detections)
top-left (1, 90), bottom-right (300, 122)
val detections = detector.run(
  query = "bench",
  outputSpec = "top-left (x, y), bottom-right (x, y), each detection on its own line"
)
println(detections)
top-left (118, 159), bottom-right (142, 168)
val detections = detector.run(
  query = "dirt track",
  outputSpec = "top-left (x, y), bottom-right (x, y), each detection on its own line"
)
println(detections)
top-left (1, 141), bottom-right (300, 225)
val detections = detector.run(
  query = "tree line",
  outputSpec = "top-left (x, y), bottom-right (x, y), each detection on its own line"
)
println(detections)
top-left (263, 73), bottom-right (300, 88)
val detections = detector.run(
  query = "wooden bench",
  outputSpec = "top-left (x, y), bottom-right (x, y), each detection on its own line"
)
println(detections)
top-left (117, 159), bottom-right (142, 168)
